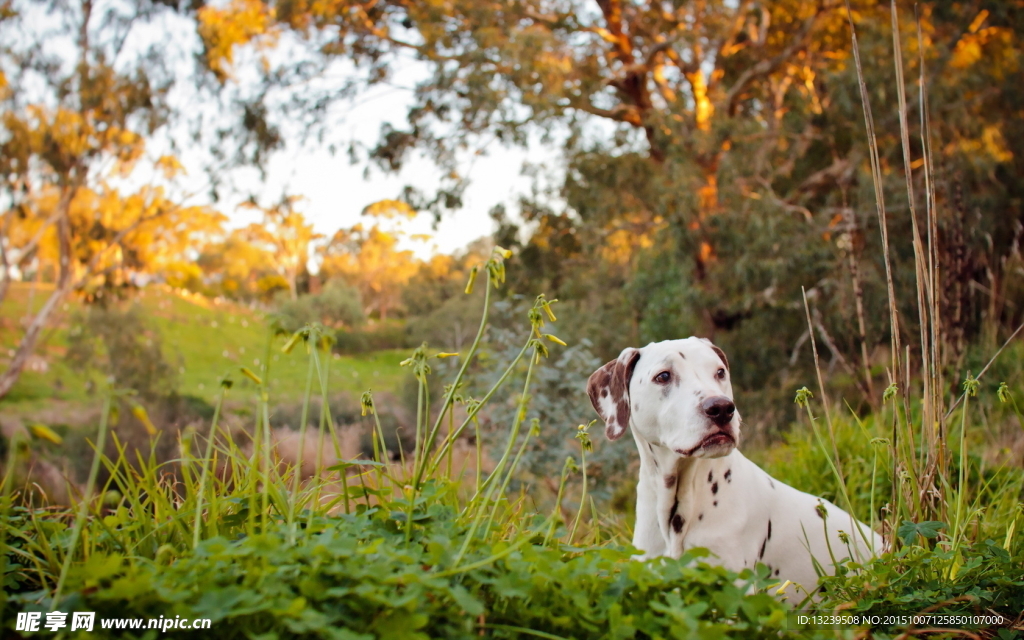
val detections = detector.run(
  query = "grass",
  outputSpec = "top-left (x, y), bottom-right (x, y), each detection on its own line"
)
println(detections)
top-left (0, 247), bottom-right (1022, 638)
top-left (0, 251), bottom-right (817, 639)
top-left (0, 282), bottom-right (407, 413)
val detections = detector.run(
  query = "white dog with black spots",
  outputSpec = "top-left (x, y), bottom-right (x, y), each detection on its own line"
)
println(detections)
top-left (587, 337), bottom-right (883, 600)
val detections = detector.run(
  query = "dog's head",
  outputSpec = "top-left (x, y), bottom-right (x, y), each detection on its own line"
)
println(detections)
top-left (586, 338), bottom-right (739, 458)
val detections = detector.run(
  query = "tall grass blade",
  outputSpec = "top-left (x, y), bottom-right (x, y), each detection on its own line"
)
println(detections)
top-left (53, 391), bottom-right (113, 607)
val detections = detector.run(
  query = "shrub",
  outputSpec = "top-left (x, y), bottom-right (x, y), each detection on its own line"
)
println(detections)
top-left (4, 248), bottom-right (1023, 640)
top-left (65, 303), bottom-right (177, 400)
top-left (334, 320), bottom-right (413, 354)
top-left (273, 280), bottom-right (365, 334)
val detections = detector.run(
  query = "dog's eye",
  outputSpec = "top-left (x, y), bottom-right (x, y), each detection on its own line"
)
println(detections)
top-left (716, 368), bottom-right (726, 379)
top-left (654, 371), bottom-right (671, 384)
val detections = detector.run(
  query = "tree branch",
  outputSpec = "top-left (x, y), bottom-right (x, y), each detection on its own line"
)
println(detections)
top-left (723, 9), bottom-right (821, 115)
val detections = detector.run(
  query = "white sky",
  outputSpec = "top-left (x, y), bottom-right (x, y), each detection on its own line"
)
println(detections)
top-left (7, 1), bottom-right (567, 261)
top-left (199, 46), bottom-right (561, 260)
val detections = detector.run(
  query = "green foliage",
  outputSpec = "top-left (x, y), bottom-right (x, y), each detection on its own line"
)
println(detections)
top-left (274, 280), bottom-right (365, 334)
top-left (473, 302), bottom-right (634, 504)
top-left (819, 541), bottom-right (1024, 630)
top-left (5, 509), bottom-right (802, 640)
top-left (2, 249), bottom-right (808, 639)
top-left (334, 321), bottom-right (414, 354)
top-left (896, 521), bottom-right (946, 546)
top-left (65, 303), bottom-right (177, 400)
top-left (3, 250), bottom-right (1024, 640)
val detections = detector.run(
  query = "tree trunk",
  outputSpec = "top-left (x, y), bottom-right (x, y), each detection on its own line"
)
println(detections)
top-left (0, 233), bottom-right (10, 306)
top-left (690, 157), bottom-right (721, 281)
top-left (287, 270), bottom-right (298, 301)
top-left (0, 189), bottom-right (74, 399)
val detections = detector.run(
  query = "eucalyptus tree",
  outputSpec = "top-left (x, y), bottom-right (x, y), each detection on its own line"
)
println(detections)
top-left (0, 0), bottom-right (221, 398)
top-left (194, 0), bottom-right (1024, 413)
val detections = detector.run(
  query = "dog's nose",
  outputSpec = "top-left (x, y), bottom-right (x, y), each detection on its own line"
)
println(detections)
top-left (702, 396), bottom-right (735, 426)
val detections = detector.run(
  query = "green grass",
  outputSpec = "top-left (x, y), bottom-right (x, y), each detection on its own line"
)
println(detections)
top-left (0, 261), bottom-right (818, 639)
top-left (0, 283), bottom-right (406, 413)
top-left (1, 252), bottom-right (1022, 639)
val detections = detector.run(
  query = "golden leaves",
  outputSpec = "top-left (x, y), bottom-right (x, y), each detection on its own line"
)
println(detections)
top-left (2, 106), bottom-right (147, 179)
top-left (320, 220), bottom-right (419, 320)
top-left (950, 11), bottom-right (1013, 72)
top-left (362, 199), bottom-right (417, 219)
top-left (684, 70), bottom-right (713, 132)
top-left (944, 126), bottom-right (1014, 164)
top-left (9, 183), bottom-right (226, 291)
top-left (155, 155), bottom-right (186, 179)
top-left (198, 0), bottom-right (277, 82)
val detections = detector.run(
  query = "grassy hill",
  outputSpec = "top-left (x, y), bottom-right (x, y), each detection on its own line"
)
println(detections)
top-left (0, 282), bottom-right (407, 418)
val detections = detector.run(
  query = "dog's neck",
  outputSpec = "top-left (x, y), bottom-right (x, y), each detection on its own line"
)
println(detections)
top-left (636, 434), bottom-right (742, 545)
top-left (637, 436), bottom-right (735, 479)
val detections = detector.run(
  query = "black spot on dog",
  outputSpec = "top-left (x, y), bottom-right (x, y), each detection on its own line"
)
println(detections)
top-left (665, 474), bottom-right (677, 488)
top-left (769, 478), bottom-right (775, 489)
top-left (698, 513), bottom-right (703, 521)
top-left (668, 499), bottom-right (678, 529)
top-left (774, 568), bottom-right (780, 576)
top-left (758, 536), bottom-right (768, 560)
top-left (601, 389), bottom-right (608, 397)
top-left (707, 470), bottom-right (713, 483)
top-left (678, 352), bottom-right (686, 360)
top-left (634, 403), bottom-right (641, 412)
top-left (724, 469), bottom-right (732, 482)
top-left (713, 500), bottom-right (718, 507)
top-left (671, 514), bottom-right (684, 533)
top-left (767, 520), bottom-right (772, 540)
top-left (711, 482), bottom-right (718, 495)
top-left (648, 443), bottom-right (654, 454)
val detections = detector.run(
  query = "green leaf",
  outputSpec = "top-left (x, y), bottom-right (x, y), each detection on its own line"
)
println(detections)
top-left (897, 520), bottom-right (947, 545)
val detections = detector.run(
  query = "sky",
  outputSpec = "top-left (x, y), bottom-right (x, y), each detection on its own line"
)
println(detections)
top-left (5, 0), bottom-right (566, 262)
top-left (186, 35), bottom-right (562, 261)
top-left (222, 85), bottom-right (553, 259)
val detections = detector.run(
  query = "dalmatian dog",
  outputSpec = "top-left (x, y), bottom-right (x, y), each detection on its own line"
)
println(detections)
top-left (587, 338), bottom-right (883, 600)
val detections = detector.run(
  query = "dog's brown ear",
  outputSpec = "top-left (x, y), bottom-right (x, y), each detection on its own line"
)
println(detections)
top-left (700, 338), bottom-right (729, 371)
top-left (711, 345), bottom-right (729, 371)
top-left (587, 347), bottom-right (641, 440)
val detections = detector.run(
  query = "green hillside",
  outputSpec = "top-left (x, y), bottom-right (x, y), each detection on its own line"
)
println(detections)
top-left (0, 283), bottom-right (406, 415)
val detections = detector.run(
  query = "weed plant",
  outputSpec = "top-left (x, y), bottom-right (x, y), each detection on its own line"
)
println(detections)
top-left (1, 249), bottom-right (812, 639)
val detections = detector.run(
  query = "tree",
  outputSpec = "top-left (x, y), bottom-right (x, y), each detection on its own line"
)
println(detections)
top-left (197, 228), bottom-right (277, 300)
top-left (188, 1), bottom-right (1024, 416)
top-left (320, 200), bottom-right (421, 321)
top-left (196, 0), bottom-right (848, 262)
top-left (238, 196), bottom-right (322, 301)
top-left (0, 0), bottom-right (220, 398)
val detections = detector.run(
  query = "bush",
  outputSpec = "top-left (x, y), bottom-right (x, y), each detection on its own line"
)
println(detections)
top-left (7, 507), bottom-right (805, 640)
top-left (406, 288), bottom-right (486, 352)
top-left (471, 300), bottom-right (635, 504)
top-left (334, 320), bottom-right (413, 354)
top-left (273, 280), bottom-right (364, 334)
top-left (65, 303), bottom-right (178, 400)
top-left (5, 249), bottom-right (1023, 640)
